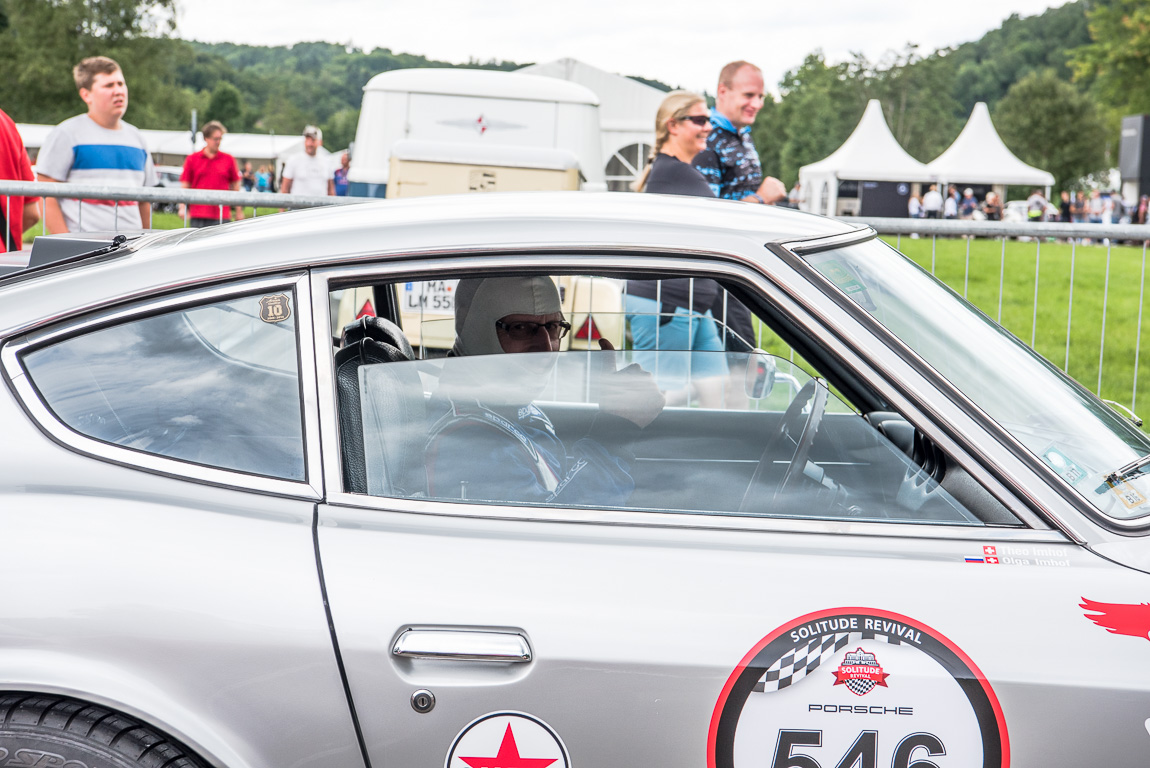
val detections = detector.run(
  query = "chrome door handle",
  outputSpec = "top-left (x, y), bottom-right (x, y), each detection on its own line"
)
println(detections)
top-left (392, 629), bottom-right (532, 662)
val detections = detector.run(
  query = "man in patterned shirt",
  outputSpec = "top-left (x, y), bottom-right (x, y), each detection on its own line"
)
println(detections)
top-left (692, 61), bottom-right (785, 205)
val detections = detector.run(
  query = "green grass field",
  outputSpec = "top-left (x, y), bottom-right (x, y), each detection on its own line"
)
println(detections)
top-left (22, 207), bottom-right (280, 243)
top-left (746, 234), bottom-right (1150, 420)
top-left (886, 234), bottom-right (1150, 414)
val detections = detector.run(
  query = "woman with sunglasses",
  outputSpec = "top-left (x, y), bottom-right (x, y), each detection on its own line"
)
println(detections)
top-left (632, 91), bottom-right (714, 196)
top-left (627, 91), bottom-right (752, 408)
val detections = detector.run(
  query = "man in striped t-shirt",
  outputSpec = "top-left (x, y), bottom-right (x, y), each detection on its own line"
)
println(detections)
top-left (37, 56), bottom-right (156, 233)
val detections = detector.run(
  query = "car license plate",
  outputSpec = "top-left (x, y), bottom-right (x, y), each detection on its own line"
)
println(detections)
top-left (402, 280), bottom-right (457, 314)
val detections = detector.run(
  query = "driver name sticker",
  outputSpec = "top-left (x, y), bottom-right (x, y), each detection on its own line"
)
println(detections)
top-left (446, 711), bottom-right (570, 768)
top-left (709, 608), bottom-right (1008, 768)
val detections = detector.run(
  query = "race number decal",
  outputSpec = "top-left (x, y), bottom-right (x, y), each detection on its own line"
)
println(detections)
top-left (708, 608), bottom-right (1008, 768)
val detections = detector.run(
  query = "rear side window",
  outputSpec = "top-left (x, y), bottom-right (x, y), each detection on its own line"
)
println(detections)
top-left (22, 292), bottom-right (305, 480)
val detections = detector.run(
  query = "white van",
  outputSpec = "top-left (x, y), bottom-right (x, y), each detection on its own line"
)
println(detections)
top-left (347, 68), bottom-right (606, 197)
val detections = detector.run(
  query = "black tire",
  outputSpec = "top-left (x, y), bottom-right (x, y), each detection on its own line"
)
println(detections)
top-left (0, 694), bottom-right (209, 768)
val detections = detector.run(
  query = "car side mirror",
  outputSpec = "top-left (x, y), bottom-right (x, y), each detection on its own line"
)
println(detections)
top-left (744, 351), bottom-right (777, 400)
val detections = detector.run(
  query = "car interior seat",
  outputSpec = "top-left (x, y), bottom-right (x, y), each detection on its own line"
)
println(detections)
top-left (335, 317), bottom-right (425, 495)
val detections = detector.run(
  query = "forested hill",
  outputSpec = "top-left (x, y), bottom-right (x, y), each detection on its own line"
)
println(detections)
top-left (944, 1), bottom-right (1092, 112)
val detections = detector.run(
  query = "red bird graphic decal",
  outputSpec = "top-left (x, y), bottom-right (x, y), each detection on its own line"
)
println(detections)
top-left (1080, 598), bottom-right (1150, 640)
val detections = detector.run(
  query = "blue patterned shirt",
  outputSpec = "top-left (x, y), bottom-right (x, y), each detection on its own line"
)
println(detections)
top-left (691, 109), bottom-right (762, 201)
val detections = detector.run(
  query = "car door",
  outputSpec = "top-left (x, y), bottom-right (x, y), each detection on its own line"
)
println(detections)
top-left (313, 253), bottom-right (1150, 768)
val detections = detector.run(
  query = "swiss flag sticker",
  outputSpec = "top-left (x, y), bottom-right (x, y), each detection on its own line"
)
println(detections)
top-left (983, 546), bottom-right (997, 556)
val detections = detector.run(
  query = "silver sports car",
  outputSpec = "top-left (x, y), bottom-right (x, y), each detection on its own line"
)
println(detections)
top-left (2, 192), bottom-right (1149, 768)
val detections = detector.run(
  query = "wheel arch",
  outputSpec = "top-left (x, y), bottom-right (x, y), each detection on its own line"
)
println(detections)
top-left (0, 652), bottom-right (251, 768)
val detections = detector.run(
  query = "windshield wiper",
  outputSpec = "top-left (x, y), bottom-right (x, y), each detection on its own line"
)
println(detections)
top-left (1105, 453), bottom-right (1150, 485)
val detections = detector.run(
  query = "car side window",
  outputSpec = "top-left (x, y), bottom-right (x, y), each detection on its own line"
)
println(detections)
top-left (330, 273), bottom-right (1016, 526)
top-left (22, 291), bottom-right (305, 480)
top-left (350, 350), bottom-right (996, 524)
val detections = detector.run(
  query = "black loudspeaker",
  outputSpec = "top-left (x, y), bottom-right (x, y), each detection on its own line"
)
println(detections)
top-left (1119, 115), bottom-right (1150, 192)
top-left (859, 180), bottom-right (911, 217)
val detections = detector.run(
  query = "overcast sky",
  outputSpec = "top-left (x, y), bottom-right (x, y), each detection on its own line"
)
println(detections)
top-left (174, 0), bottom-right (1070, 94)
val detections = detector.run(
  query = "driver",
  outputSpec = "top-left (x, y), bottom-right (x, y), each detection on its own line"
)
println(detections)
top-left (425, 276), bottom-right (665, 505)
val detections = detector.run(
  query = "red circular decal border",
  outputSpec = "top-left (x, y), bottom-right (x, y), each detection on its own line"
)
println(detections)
top-left (707, 606), bottom-right (1009, 768)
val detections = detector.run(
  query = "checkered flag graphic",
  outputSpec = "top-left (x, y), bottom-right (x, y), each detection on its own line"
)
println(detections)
top-left (753, 633), bottom-right (852, 693)
top-left (753, 630), bottom-right (902, 694)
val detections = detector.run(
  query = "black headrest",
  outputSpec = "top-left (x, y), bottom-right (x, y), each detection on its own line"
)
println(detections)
top-left (341, 316), bottom-right (414, 360)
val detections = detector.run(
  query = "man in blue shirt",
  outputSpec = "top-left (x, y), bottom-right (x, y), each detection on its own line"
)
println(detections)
top-left (692, 61), bottom-right (785, 205)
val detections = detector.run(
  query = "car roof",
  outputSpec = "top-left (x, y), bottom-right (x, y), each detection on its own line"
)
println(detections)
top-left (0, 192), bottom-right (865, 338)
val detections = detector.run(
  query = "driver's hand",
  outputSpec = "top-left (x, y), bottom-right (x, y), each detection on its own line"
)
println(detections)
top-left (597, 338), bottom-right (665, 428)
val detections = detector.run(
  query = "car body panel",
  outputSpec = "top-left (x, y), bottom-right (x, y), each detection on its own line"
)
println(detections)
top-left (317, 504), bottom-right (1150, 766)
top-left (3, 192), bottom-right (1150, 768)
top-left (0, 386), bottom-right (362, 768)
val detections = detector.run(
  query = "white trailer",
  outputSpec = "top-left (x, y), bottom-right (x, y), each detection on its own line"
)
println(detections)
top-left (347, 68), bottom-right (606, 197)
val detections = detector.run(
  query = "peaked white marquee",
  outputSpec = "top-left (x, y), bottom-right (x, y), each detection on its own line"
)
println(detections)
top-left (926, 102), bottom-right (1054, 187)
top-left (798, 99), bottom-right (933, 214)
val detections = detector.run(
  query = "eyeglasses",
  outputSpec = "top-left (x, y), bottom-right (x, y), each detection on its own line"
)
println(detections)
top-left (678, 115), bottom-right (711, 127)
top-left (495, 319), bottom-right (572, 341)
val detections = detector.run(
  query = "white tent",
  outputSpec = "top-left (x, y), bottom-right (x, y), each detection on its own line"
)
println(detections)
top-left (518, 58), bottom-right (665, 191)
top-left (798, 99), bottom-right (934, 216)
top-left (926, 102), bottom-right (1054, 189)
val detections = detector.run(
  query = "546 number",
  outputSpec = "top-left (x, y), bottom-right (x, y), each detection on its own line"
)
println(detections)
top-left (773, 729), bottom-right (946, 768)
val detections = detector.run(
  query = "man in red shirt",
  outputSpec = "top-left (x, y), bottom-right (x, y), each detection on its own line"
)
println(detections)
top-left (0, 107), bottom-right (40, 253)
top-left (179, 120), bottom-right (243, 227)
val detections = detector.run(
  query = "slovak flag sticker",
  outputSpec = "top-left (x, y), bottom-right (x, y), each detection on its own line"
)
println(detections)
top-left (446, 711), bottom-right (570, 768)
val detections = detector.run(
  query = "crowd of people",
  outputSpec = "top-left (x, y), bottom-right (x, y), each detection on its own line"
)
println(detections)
top-left (907, 183), bottom-right (1149, 225)
top-left (0, 55), bottom-right (355, 249)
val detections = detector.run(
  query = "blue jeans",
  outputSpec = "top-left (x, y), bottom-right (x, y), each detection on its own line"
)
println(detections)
top-left (625, 294), bottom-right (728, 390)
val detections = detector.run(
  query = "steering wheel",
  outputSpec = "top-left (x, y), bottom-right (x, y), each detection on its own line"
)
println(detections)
top-left (739, 378), bottom-right (829, 514)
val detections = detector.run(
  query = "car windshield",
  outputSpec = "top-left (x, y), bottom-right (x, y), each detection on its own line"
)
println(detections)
top-left (801, 238), bottom-right (1150, 524)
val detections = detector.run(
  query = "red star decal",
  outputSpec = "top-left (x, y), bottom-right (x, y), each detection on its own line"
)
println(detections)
top-left (459, 724), bottom-right (557, 768)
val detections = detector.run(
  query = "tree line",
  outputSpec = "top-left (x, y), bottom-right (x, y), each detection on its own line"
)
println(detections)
top-left (0, 0), bottom-right (1144, 193)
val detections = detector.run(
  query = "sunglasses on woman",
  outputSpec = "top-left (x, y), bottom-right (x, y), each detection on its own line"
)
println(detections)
top-left (678, 115), bottom-right (711, 127)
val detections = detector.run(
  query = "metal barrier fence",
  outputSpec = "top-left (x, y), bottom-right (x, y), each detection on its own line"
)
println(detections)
top-left (0, 179), bottom-right (358, 250)
top-left (4, 180), bottom-right (1150, 418)
top-left (856, 215), bottom-right (1150, 420)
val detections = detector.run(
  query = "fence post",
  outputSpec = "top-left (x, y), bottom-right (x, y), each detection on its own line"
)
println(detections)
top-left (1098, 241), bottom-right (1113, 396)
top-left (964, 236), bottom-right (970, 298)
top-left (997, 237), bottom-right (1006, 324)
top-left (1031, 239), bottom-right (1041, 348)
top-left (1065, 241), bottom-right (1076, 372)
top-left (1136, 241), bottom-right (1147, 413)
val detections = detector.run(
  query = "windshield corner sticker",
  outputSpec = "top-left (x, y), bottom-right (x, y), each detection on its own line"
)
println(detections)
top-left (446, 711), bottom-right (569, 768)
top-left (1041, 445), bottom-right (1088, 486)
top-left (708, 608), bottom-right (1008, 768)
top-left (1081, 597), bottom-right (1150, 642)
top-left (1103, 478), bottom-right (1148, 510)
top-left (258, 293), bottom-right (291, 323)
